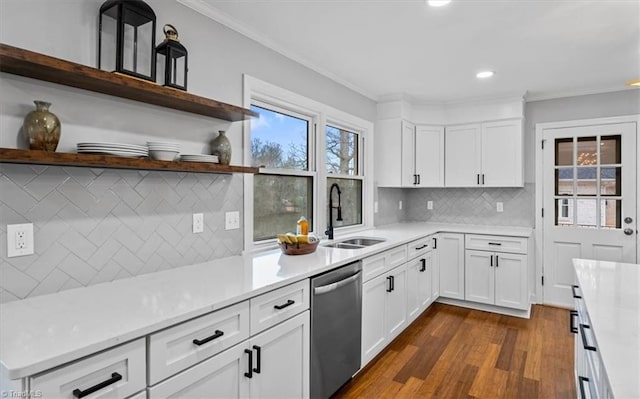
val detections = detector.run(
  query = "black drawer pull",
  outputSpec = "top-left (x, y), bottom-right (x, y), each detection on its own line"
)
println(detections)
top-left (579, 324), bottom-right (597, 351)
top-left (391, 275), bottom-right (395, 291)
top-left (488, 242), bottom-right (502, 246)
top-left (253, 345), bottom-right (262, 374)
top-left (569, 310), bottom-right (578, 334)
top-left (490, 255), bottom-right (493, 267)
top-left (482, 174), bottom-right (485, 185)
top-left (193, 329), bottom-right (224, 346)
top-left (386, 276), bottom-right (392, 292)
top-left (244, 348), bottom-right (253, 378)
top-left (274, 299), bottom-right (295, 310)
top-left (578, 376), bottom-right (589, 399)
top-left (572, 285), bottom-right (582, 299)
top-left (420, 258), bottom-right (426, 272)
top-left (73, 372), bottom-right (122, 398)
top-left (477, 174), bottom-right (480, 184)
top-left (495, 255), bottom-right (499, 267)
top-left (433, 237), bottom-right (437, 249)
top-left (415, 244), bottom-right (428, 250)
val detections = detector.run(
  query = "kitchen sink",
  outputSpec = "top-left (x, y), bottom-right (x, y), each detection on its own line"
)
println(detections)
top-left (324, 237), bottom-right (386, 249)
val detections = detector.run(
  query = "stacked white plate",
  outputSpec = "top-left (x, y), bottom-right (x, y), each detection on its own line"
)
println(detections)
top-left (180, 154), bottom-right (219, 163)
top-left (77, 142), bottom-right (148, 158)
top-left (147, 142), bottom-right (180, 161)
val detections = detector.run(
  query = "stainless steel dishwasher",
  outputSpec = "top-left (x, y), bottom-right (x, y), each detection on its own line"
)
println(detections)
top-left (311, 261), bottom-right (362, 399)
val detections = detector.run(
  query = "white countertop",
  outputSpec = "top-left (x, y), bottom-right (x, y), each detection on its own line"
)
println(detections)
top-left (0, 222), bottom-right (532, 379)
top-left (573, 258), bottom-right (640, 399)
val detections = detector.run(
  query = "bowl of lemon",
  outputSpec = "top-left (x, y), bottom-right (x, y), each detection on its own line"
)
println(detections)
top-left (277, 233), bottom-right (320, 255)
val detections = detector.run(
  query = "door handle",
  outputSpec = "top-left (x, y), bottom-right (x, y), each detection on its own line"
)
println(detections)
top-left (420, 258), bottom-right (426, 272)
top-left (73, 373), bottom-right (122, 398)
top-left (579, 324), bottom-right (597, 351)
top-left (244, 349), bottom-right (253, 378)
top-left (490, 255), bottom-right (493, 267)
top-left (274, 299), bottom-right (295, 310)
top-left (390, 275), bottom-right (395, 291)
top-left (569, 310), bottom-right (578, 334)
top-left (481, 174), bottom-right (485, 185)
top-left (193, 329), bottom-right (224, 346)
top-left (477, 174), bottom-right (480, 185)
top-left (417, 174), bottom-right (421, 185)
top-left (571, 285), bottom-right (582, 299)
top-left (386, 276), bottom-right (393, 292)
top-left (252, 345), bottom-right (261, 374)
top-left (413, 174), bottom-right (418, 185)
top-left (495, 255), bottom-right (499, 267)
top-left (624, 228), bottom-right (634, 236)
top-left (433, 237), bottom-right (437, 249)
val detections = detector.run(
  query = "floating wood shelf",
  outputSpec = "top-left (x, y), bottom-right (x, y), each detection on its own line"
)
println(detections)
top-left (0, 43), bottom-right (259, 122)
top-left (0, 148), bottom-right (259, 175)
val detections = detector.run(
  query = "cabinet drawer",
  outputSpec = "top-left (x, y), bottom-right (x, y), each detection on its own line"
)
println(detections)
top-left (148, 301), bottom-right (250, 385)
top-left (30, 338), bottom-right (145, 399)
top-left (407, 236), bottom-right (433, 260)
top-left (250, 279), bottom-right (309, 335)
top-left (465, 234), bottom-right (527, 254)
top-left (362, 245), bottom-right (408, 282)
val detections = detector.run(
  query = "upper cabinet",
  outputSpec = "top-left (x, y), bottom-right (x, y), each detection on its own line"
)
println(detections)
top-left (376, 119), bottom-right (445, 188)
top-left (445, 119), bottom-right (523, 187)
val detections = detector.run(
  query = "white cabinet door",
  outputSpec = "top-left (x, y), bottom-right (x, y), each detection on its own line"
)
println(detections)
top-left (361, 273), bottom-right (388, 365)
top-left (445, 124), bottom-right (481, 187)
top-left (432, 235), bottom-right (440, 301)
top-left (415, 125), bottom-right (445, 187)
top-left (465, 250), bottom-right (494, 305)
top-left (494, 252), bottom-right (528, 309)
top-left (385, 264), bottom-right (408, 340)
top-left (407, 253), bottom-right (433, 323)
top-left (148, 343), bottom-right (250, 399)
top-left (250, 311), bottom-right (310, 399)
top-left (438, 233), bottom-right (465, 300)
top-left (376, 119), bottom-right (403, 187)
top-left (401, 120), bottom-right (416, 187)
top-left (481, 120), bottom-right (523, 187)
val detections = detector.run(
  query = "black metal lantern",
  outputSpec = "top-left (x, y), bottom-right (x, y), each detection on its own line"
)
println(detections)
top-left (98, 0), bottom-right (156, 82)
top-left (156, 24), bottom-right (188, 91)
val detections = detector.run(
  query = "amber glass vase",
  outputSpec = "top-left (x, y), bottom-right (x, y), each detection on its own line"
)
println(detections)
top-left (23, 101), bottom-right (61, 151)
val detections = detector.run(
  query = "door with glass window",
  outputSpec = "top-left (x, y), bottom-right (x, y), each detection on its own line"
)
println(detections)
top-left (542, 123), bottom-right (637, 307)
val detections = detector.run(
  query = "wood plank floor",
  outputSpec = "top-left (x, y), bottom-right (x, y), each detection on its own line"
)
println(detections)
top-left (334, 303), bottom-right (575, 399)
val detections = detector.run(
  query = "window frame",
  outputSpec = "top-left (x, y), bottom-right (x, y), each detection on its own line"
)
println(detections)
top-left (243, 75), bottom-right (374, 251)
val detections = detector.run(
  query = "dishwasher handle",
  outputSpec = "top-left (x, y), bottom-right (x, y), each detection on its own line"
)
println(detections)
top-left (314, 272), bottom-right (361, 295)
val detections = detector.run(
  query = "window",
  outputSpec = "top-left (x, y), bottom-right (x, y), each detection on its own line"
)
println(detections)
top-left (326, 125), bottom-right (363, 227)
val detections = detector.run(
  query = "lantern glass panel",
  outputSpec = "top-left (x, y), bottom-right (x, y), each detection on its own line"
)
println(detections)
top-left (122, 9), bottom-right (154, 77)
top-left (99, 4), bottom-right (118, 72)
top-left (171, 50), bottom-right (186, 87)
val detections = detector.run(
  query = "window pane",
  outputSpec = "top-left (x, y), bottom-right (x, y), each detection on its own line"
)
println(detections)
top-left (326, 126), bottom-right (358, 175)
top-left (576, 137), bottom-right (597, 165)
top-left (250, 105), bottom-right (308, 170)
top-left (555, 198), bottom-right (574, 226)
top-left (600, 167), bottom-right (621, 196)
top-left (327, 178), bottom-right (362, 228)
top-left (555, 168), bottom-right (574, 195)
top-left (600, 135), bottom-right (621, 164)
top-left (576, 199), bottom-right (597, 227)
top-left (576, 167), bottom-right (597, 196)
top-left (254, 174), bottom-right (313, 241)
top-left (600, 199), bottom-right (621, 229)
top-left (555, 138), bottom-right (573, 166)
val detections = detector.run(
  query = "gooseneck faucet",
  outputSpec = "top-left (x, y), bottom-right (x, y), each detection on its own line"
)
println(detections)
top-left (325, 183), bottom-right (343, 240)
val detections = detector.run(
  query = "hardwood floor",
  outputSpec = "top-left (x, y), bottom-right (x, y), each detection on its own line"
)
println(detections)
top-left (334, 303), bottom-right (575, 399)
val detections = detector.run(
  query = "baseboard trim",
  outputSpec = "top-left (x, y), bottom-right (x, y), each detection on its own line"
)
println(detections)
top-left (436, 297), bottom-right (531, 319)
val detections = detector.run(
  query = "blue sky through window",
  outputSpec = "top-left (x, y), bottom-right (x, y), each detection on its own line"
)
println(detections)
top-left (250, 104), bottom-right (308, 151)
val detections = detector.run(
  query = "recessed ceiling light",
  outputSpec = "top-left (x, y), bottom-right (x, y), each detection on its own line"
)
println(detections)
top-left (428, 0), bottom-right (451, 7)
top-left (627, 79), bottom-right (640, 87)
top-left (476, 71), bottom-right (495, 79)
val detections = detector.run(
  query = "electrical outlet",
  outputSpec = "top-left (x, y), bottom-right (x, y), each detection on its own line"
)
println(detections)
top-left (374, 201), bottom-right (379, 214)
top-left (192, 213), bottom-right (204, 233)
top-left (225, 211), bottom-right (240, 230)
top-left (7, 223), bottom-right (34, 257)
top-left (399, 200), bottom-right (403, 210)
top-left (496, 202), bottom-right (504, 213)
top-left (427, 201), bottom-right (433, 210)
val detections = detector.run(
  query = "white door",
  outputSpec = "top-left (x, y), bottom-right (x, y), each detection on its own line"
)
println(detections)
top-left (385, 264), bottom-right (408, 340)
top-left (482, 120), bottom-right (523, 187)
top-left (438, 233), bottom-right (465, 300)
top-left (415, 125), bottom-right (445, 187)
top-left (250, 311), bottom-right (310, 399)
top-left (543, 123), bottom-right (637, 307)
top-left (494, 252), bottom-right (528, 310)
top-left (465, 250), bottom-right (494, 305)
top-left (361, 273), bottom-right (388, 365)
top-left (401, 120), bottom-right (416, 187)
top-left (445, 124), bottom-right (481, 187)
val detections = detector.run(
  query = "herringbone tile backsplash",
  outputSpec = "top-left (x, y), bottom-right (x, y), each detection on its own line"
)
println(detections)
top-left (0, 164), bottom-right (243, 303)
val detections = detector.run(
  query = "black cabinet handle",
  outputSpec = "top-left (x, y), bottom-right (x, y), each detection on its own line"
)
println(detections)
top-left (572, 285), bottom-right (582, 299)
top-left (274, 299), bottom-right (295, 310)
top-left (495, 255), bottom-right (499, 267)
top-left (433, 237), bottom-right (437, 249)
top-left (413, 174), bottom-right (417, 185)
top-left (490, 255), bottom-right (493, 267)
top-left (244, 349), bottom-right (253, 378)
top-left (488, 242), bottom-right (502, 246)
top-left (417, 174), bottom-right (421, 184)
top-left (415, 244), bottom-right (428, 250)
top-left (72, 373), bottom-right (122, 398)
top-left (252, 345), bottom-right (261, 374)
top-left (482, 174), bottom-right (485, 185)
top-left (386, 276), bottom-right (392, 292)
top-left (579, 324), bottom-right (597, 351)
top-left (391, 275), bottom-right (395, 291)
top-left (578, 376), bottom-right (589, 399)
top-left (569, 310), bottom-right (578, 334)
top-left (477, 174), bottom-right (480, 185)
top-left (420, 258), bottom-right (426, 272)
top-left (193, 329), bottom-right (224, 346)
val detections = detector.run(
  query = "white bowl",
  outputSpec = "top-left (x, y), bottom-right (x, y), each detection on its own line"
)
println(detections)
top-left (149, 149), bottom-right (179, 161)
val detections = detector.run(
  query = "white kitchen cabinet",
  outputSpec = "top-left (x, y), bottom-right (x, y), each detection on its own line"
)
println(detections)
top-left (445, 119), bottom-right (523, 187)
top-left (149, 311), bottom-right (310, 399)
top-left (465, 250), bottom-right (495, 305)
top-left (361, 263), bottom-right (408, 366)
top-left (376, 119), bottom-right (444, 187)
top-left (407, 251), bottom-right (433, 322)
top-left (438, 233), bottom-right (465, 300)
top-left (431, 235), bottom-right (440, 301)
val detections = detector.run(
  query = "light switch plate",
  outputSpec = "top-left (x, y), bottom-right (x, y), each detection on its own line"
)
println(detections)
top-left (225, 211), bottom-right (240, 230)
top-left (427, 201), bottom-right (433, 210)
top-left (7, 223), bottom-right (34, 257)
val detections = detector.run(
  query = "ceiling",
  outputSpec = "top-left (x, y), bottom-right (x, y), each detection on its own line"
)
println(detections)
top-left (184, 0), bottom-right (639, 103)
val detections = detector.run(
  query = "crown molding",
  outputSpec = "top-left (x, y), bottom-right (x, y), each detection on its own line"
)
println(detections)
top-left (525, 85), bottom-right (636, 102)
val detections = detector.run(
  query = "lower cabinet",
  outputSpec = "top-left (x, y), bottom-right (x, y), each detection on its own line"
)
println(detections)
top-left (148, 311), bottom-right (310, 399)
top-left (407, 251), bottom-right (433, 322)
top-left (361, 263), bottom-right (408, 365)
top-left (438, 233), bottom-right (465, 300)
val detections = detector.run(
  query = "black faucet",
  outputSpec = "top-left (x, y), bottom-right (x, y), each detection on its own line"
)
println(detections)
top-left (325, 183), bottom-right (343, 240)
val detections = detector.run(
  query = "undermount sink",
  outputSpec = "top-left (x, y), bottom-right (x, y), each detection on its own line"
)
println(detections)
top-left (324, 237), bottom-right (386, 249)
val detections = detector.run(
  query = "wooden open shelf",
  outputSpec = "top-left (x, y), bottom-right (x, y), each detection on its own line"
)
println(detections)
top-left (0, 148), bottom-right (259, 174)
top-left (0, 43), bottom-right (258, 122)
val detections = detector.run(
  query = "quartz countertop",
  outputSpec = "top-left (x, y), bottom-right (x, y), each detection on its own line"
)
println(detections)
top-left (0, 222), bottom-right (532, 379)
top-left (573, 258), bottom-right (640, 399)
